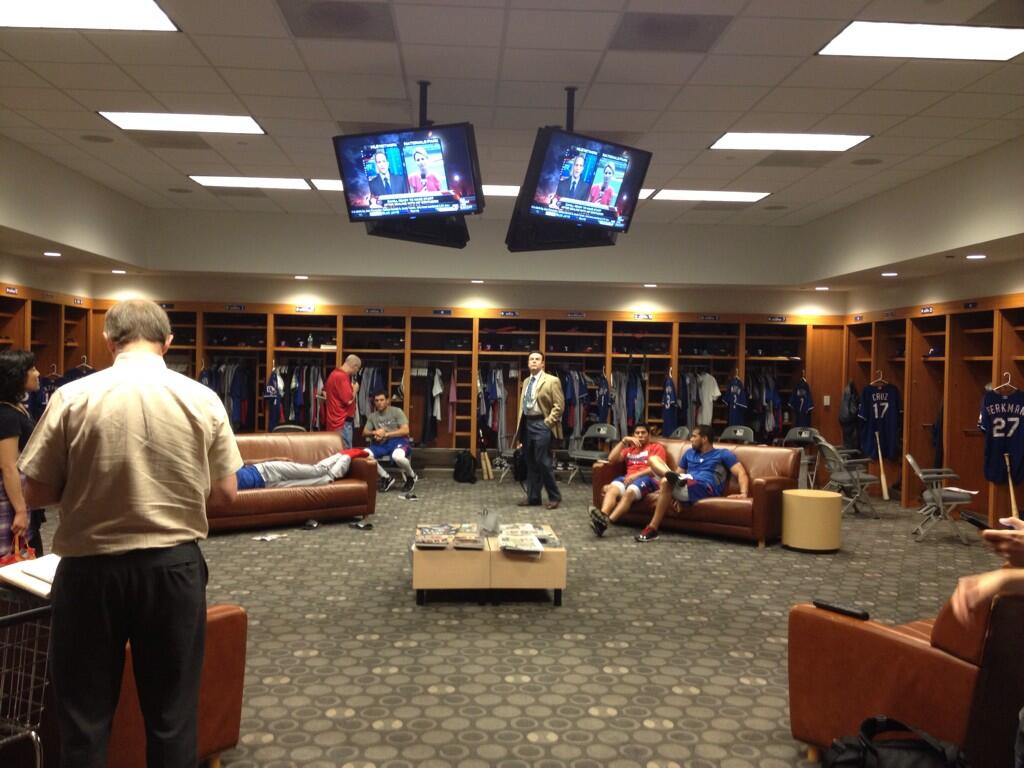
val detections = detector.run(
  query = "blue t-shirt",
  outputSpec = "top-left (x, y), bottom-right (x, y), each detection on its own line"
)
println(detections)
top-left (236, 465), bottom-right (266, 490)
top-left (679, 447), bottom-right (738, 496)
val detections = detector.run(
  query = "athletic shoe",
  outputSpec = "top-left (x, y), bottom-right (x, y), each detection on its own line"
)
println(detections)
top-left (635, 526), bottom-right (659, 542)
top-left (589, 506), bottom-right (608, 538)
top-left (381, 475), bottom-right (397, 493)
top-left (664, 471), bottom-right (682, 488)
top-left (402, 474), bottom-right (418, 493)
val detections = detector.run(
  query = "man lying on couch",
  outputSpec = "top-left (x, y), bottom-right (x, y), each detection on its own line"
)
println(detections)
top-left (235, 450), bottom-right (360, 490)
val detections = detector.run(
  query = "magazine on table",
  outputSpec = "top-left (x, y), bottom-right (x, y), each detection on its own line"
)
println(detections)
top-left (415, 524), bottom-right (456, 549)
top-left (452, 523), bottom-right (484, 550)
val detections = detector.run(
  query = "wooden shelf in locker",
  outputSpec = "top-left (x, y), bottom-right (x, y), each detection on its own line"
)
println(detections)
top-left (921, 331), bottom-right (946, 338)
top-left (273, 347), bottom-right (334, 353)
top-left (679, 355), bottom-right (736, 361)
top-left (679, 333), bottom-right (737, 339)
top-left (204, 345), bottom-right (266, 352)
top-left (413, 349), bottom-right (472, 355)
top-left (963, 356), bottom-right (993, 362)
top-left (611, 353), bottom-right (670, 359)
top-left (923, 357), bottom-right (946, 363)
top-left (963, 328), bottom-right (993, 335)
top-left (204, 324), bottom-right (266, 330)
top-left (169, 345), bottom-right (196, 350)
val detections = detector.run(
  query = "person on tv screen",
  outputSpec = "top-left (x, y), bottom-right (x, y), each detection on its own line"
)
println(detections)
top-left (555, 154), bottom-right (588, 201)
top-left (367, 150), bottom-right (407, 198)
top-left (408, 148), bottom-right (442, 193)
top-left (588, 163), bottom-right (617, 206)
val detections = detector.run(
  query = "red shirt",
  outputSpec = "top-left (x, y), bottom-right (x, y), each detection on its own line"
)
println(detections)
top-left (410, 174), bottom-right (442, 193)
top-left (325, 368), bottom-right (355, 430)
top-left (589, 184), bottom-right (613, 206)
top-left (623, 441), bottom-right (667, 475)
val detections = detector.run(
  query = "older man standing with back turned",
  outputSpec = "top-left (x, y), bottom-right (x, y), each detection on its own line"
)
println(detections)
top-left (19, 299), bottom-right (242, 768)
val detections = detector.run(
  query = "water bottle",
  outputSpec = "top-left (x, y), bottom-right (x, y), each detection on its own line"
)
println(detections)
top-left (307, 333), bottom-right (314, 349)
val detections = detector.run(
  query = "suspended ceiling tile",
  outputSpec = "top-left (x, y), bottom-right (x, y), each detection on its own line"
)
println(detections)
top-left (652, 110), bottom-right (743, 131)
top-left (957, 120), bottom-right (1024, 142)
top-left (27, 62), bottom-right (139, 91)
top-left (505, 10), bottom-right (619, 50)
top-left (594, 51), bottom-right (704, 85)
top-left (152, 91), bottom-right (249, 114)
top-left (194, 36), bottom-right (305, 70)
top-left (924, 92), bottom-right (1024, 120)
top-left (84, 31), bottom-right (207, 66)
top-left (395, 5), bottom-right (505, 47)
top-left (500, 49), bottom-right (601, 83)
top-left (714, 17), bottom-right (846, 56)
top-left (727, 111), bottom-right (825, 131)
top-left (0, 125), bottom-right (65, 146)
top-left (511, 0), bottom-right (625, 9)
top-left (402, 45), bottom-right (500, 81)
top-left (21, 110), bottom-right (117, 131)
top-left (924, 137), bottom-right (1004, 157)
top-left (220, 68), bottom-right (320, 98)
top-left (66, 89), bottom-right (164, 112)
top-left (0, 30), bottom-right (108, 64)
top-left (313, 73), bottom-right (406, 100)
top-left (883, 115), bottom-right (987, 139)
top-left (852, 134), bottom-right (942, 154)
top-left (492, 106), bottom-right (567, 130)
top-left (753, 86), bottom-right (860, 113)
top-left (425, 104), bottom-right (494, 126)
top-left (298, 39), bottom-right (401, 75)
top-left (873, 60), bottom-right (1001, 92)
top-left (242, 95), bottom-right (332, 120)
top-left (838, 89), bottom-right (946, 116)
top-left (610, 13), bottom-right (732, 52)
top-left (326, 97), bottom-right (412, 123)
top-left (628, 0), bottom-right (746, 13)
top-left (575, 109), bottom-right (661, 132)
top-left (965, 65), bottom-right (1024, 96)
top-left (780, 56), bottom-right (899, 89)
top-left (810, 112), bottom-right (904, 134)
top-left (260, 118), bottom-right (340, 137)
top-left (742, 0), bottom-right (871, 18)
top-left (125, 65), bottom-right (232, 93)
top-left (0, 62), bottom-right (51, 88)
top-left (497, 81), bottom-right (574, 108)
top-left (857, 0), bottom-right (995, 24)
top-left (584, 83), bottom-right (679, 111)
top-left (671, 84), bottom-right (769, 111)
top-left (160, 0), bottom-right (291, 36)
top-left (687, 54), bottom-right (804, 87)
top-left (0, 87), bottom-right (84, 111)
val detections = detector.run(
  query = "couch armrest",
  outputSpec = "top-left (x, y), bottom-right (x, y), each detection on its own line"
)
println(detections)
top-left (348, 457), bottom-right (378, 514)
top-left (750, 475), bottom-right (796, 545)
top-left (788, 604), bottom-right (978, 751)
top-left (592, 459), bottom-right (625, 507)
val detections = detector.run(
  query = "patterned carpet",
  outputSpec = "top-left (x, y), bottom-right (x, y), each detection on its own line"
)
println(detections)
top-left (199, 473), bottom-right (1002, 768)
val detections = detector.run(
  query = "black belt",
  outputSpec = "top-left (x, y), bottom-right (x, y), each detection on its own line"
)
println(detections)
top-left (525, 415), bottom-right (545, 420)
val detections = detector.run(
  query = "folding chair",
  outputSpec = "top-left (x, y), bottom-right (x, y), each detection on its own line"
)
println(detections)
top-left (781, 427), bottom-right (820, 489)
top-left (566, 422), bottom-right (619, 484)
top-left (718, 425), bottom-right (755, 444)
top-left (905, 453), bottom-right (972, 544)
top-left (669, 426), bottom-right (690, 440)
top-left (271, 424), bottom-right (306, 432)
top-left (815, 435), bottom-right (880, 517)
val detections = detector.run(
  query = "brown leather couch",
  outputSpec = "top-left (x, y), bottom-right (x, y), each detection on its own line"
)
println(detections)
top-left (208, 432), bottom-right (377, 531)
top-left (9, 604), bottom-right (248, 768)
top-left (789, 595), bottom-right (1024, 766)
top-left (591, 439), bottom-right (800, 546)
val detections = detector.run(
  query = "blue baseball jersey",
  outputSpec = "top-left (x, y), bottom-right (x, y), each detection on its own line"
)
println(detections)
top-left (662, 374), bottom-right (679, 435)
top-left (859, 383), bottom-right (901, 459)
top-left (723, 377), bottom-right (748, 427)
top-left (978, 389), bottom-right (1024, 483)
top-left (679, 447), bottom-right (738, 496)
top-left (789, 380), bottom-right (814, 428)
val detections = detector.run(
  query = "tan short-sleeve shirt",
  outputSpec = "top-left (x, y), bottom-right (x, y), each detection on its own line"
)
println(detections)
top-left (18, 351), bottom-right (243, 557)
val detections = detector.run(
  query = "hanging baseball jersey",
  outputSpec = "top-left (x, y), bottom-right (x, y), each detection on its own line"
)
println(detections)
top-left (978, 389), bottom-right (1024, 483)
top-left (789, 379), bottom-right (814, 428)
top-left (859, 383), bottom-right (902, 459)
top-left (662, 374), bottom-right (678, 435)
top-left (696, 373), bottom-right (721, 425)
top-left (722, 376), bottom-right (747, 427)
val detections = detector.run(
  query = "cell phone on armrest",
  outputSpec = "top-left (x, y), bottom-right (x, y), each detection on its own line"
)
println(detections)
top-left (812, 599), bottom-right (869, 621)
top-left (961, 512), bottom-right (992, 531)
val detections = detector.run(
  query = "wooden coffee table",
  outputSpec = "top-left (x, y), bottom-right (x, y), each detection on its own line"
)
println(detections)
top-left (411, 535), bottom-right (567, 606)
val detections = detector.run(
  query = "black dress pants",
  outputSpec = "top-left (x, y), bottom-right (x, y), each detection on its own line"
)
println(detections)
top-left (524, 417), bottom-right (560, 504)
top-left (49, 541), bottom-right (207, 768)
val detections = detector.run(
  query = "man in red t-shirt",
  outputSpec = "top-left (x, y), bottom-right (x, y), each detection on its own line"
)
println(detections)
top-left (589, 423), bottom-right (667, 537)
top-left (325, 354), bottom-right (362, 448)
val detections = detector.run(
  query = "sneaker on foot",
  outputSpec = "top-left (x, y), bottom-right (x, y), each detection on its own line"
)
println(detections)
top-left (402, 474), bottom-right (418, 493)
top-left (664, 471), bottom-right (682, 488)
top-left (635, 526), bottom-right (659, 542)
top-left (381, 475), bottom-right (397, 493)
top-left (589, 506), bottom-right (608, 538)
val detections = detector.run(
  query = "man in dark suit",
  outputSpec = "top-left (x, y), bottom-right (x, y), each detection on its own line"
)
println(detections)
top-left (555, 154), bottom-right (588, 200)
top-left (367, 150), bottom-right (407, 198)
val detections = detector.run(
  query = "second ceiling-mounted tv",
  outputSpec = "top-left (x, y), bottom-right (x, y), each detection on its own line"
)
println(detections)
top-left (518, 127), bottom-right (652, 233)
top-left (332, 122), bottom-right (485, 222)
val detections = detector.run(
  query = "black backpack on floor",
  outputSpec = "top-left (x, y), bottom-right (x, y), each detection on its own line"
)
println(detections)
top-left (824, 716), bottom-right (970, 767)
top-left (453, 451), bottom-right (477, 483)
top-left (512, 447), bottom-right (528, 483)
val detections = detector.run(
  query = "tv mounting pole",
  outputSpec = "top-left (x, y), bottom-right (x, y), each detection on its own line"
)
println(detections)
top-left (418, 80), bottom-right (432, 129)
top-left (564, 86), bottom-right (577, 132)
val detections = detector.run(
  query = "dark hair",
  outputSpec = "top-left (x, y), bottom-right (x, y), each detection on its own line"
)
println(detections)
top-left (604, 163), bottom-right (615, 173)
top-left (633, 422), bottom-right (650, 433)
top-left (529, 350), bottom-right (545, 360)
top-left (0, 350), bottom-right (36, 404)
top-left (371, 390), bottom-right (388, 399)
top-left (692, 424), bottom-right (715, 443)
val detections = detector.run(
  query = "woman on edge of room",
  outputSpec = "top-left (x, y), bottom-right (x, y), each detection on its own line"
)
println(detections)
top-left (0, 349), bottom-right (43, 555)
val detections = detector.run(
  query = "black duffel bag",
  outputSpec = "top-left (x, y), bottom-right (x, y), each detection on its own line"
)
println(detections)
top-left (511, 446), bottom-right (528, 483)
top-left (824, 716), bottom-right (970, 767)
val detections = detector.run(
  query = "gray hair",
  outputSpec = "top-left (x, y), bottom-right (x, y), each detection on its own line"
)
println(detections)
top-left (104, 299), bottom-right (172, 347)
top-left (344, 354), bottom-right (362, 370)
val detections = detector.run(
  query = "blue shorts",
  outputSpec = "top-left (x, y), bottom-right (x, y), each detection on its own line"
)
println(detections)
top-left (611, 474), bottom-right (660, 498)
top-left (236, 465), bottom-right (266, 490)
top-left (366, 437), bottom-right (411, 460)
top-left (671, 479), bottom-right (716, 505)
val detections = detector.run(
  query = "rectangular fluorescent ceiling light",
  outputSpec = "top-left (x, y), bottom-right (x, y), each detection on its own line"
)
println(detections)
top-left (819, 21), bottom-right (1024, 61)
top-left (190, 176), bottom-right (310, 190)
top-left (711, 132), bottom-right (869, 151)
top-left (654, 189), bottom-right (769, 203)
top-left (638, 189), bottom-right (654, 200)
top-left (482, 185), bottom-right (520, 197)
top-left (100, 112), bottom-right (263, 134)
top-left (311, 179), bottom-right (344, 191)
top-left (0, 0), bottom-right (177, 31)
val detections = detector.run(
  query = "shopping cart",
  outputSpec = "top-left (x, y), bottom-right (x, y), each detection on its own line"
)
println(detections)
top-left (0, 587), bottom-right (51, 768)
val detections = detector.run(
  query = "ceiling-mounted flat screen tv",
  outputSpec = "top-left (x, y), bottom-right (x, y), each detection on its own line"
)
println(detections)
top-left (333, 122), bottom-right (485, 222)
top-left (520, 127), bottom-right (652, 233)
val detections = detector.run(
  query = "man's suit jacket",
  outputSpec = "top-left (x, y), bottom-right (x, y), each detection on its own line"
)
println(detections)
top-left (556, 176), bottom-right (588, 200)
top-left (516, 371), bottom-right (565, 442)
top-left (368, 173), bottom-right (407, 197)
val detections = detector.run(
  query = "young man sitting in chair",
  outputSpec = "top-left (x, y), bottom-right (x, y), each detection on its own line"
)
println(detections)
top-left (364, 390), bottom-right (418, 493)
top-left (588, 423), bottom-right (667, 539)
top-left (634, 424), bottom-right (749, 543)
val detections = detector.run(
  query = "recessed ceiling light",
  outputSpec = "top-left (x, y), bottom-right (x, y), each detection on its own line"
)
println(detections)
top-left (965, 253), bottom-right (987, 260)
top-left (294, 275), bottom-right (309, 280)
top-left (0, 0), bottom-right (177, 31)
top-left (311, 179), bottom-right (344, 191)
top-left (189, 176), bottom-right (310, 190)
top-left (471, 280), bottom-right (485, 284)
top-left (111, 269), bottom-right (126, 274)
top-left (815, 286), bottom-right (830, 291)
top-left (819, 21), bottom-right (1024, 61)
top-left (101, 112), bottom-right (263, 134)
top-left (481, 185), bottom-right (519, 197)
top-left (881, 272), bottom-right (898, 277)
top-left (654, 189), bottom-right (769, 202)
top-left (638, 189), bottom-right (655, 200)
top-left (643, 284), bottom-right (657, 288)
top-left (43, 251), bottom-right (61, 257)
top-left (711, 132), bottom-right (870, 152)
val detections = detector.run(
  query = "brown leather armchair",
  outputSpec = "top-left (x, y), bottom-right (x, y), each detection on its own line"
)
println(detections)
top-left (788, 595), bottom-right (1024, 766)
top-left (591, 438), bottom-right (800, 546)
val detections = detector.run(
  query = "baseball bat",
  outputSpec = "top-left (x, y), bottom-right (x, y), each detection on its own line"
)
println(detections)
top-left (876, 432), bottom-right (889, 501)
top-left (1007, 453), bottom-right (1019, 519)
top-left (481, 449), bottom-right (493, 481)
